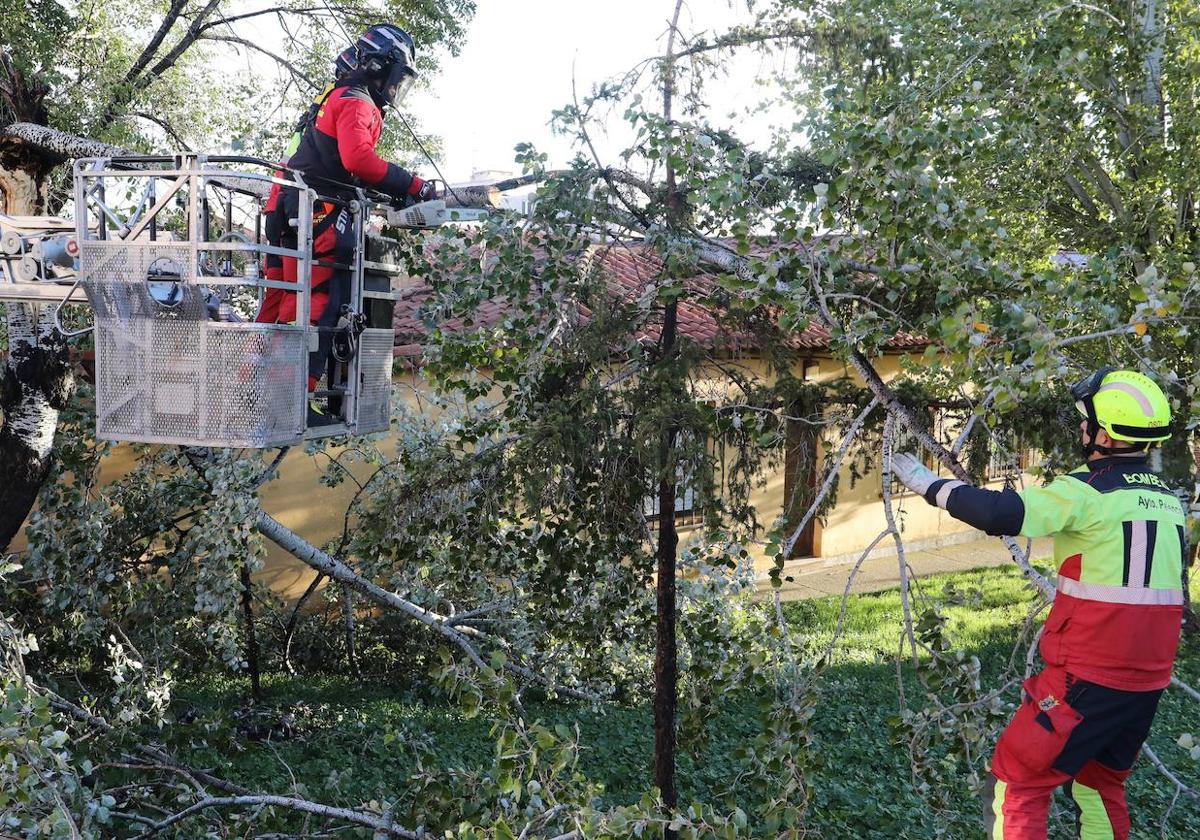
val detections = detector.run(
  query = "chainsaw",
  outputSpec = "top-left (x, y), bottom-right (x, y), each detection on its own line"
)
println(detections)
top-left (382, 179), bottom-right (493, 230)
top-left (384, 198), bottom-right (490, 229)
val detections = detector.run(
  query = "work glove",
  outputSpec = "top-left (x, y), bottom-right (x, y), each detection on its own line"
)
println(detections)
top-left (407, 175), bottom-right (437, 203)
top-left (892, 451), bottom-right (936, 496)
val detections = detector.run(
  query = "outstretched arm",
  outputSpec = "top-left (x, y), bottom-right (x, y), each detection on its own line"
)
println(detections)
top-left (892, 452), bottom-right (1026, 536)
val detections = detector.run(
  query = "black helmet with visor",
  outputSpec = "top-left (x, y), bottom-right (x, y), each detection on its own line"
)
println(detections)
top-left (355, 23), bottom-right (418, 109)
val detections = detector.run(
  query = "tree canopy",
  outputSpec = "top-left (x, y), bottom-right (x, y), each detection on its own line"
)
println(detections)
top-left (2, 0), bottom-right (1199, 837)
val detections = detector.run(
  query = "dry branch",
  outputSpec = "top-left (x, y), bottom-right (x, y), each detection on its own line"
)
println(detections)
top-left (44, 692), bottom-right (420, 836)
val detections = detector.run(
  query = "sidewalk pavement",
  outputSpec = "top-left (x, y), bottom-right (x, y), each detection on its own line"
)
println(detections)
top-left (759, 536), bottom-right (1056, 602)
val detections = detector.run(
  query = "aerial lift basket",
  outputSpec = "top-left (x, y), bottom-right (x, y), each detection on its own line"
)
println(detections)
top-left (72, 154), bottom-right (403, 449)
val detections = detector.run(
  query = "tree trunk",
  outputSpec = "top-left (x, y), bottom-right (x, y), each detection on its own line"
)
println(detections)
top-left (652, 300), bottom-right (680, 823)
top-left (0, 124), bottom-right (124, 551)
top-left (653, 7), bottom-right (686, 835)
top-left (239, 562), bottom-right (261, 703)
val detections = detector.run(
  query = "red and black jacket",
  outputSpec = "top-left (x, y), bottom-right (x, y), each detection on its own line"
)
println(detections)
top-left (287, 79), bottom-right (415, 199)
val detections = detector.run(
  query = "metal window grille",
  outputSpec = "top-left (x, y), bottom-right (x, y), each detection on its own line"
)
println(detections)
top-left (642, 436), bottom-right (705, 524)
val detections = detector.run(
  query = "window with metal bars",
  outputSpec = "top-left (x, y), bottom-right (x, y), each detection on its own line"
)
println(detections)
top-left (641, 434), bottom-right (708, 526)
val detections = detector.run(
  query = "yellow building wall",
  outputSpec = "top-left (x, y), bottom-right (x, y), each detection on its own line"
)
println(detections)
top-left (679, 353), bottom-right (1009, 572)
top-left (10, 356), bottom-right (1008, 593)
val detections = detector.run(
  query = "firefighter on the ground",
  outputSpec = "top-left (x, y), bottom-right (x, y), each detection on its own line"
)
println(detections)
top-left (278, 23), bottom-right (435, 419)
top-left (892, 368), bottom-right (1185, 840)
top-left (255, 44), bottom-right (359, 326)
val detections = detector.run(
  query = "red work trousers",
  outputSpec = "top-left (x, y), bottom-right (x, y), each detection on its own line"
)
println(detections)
top-left (984, 666), bottom-right (1161, 839)
top-left (274, 200), bottom-right (353, 389)
top-left (265, 201), bottom-right (346, 326)
top-left (255, 183), bottom-right (290, 324)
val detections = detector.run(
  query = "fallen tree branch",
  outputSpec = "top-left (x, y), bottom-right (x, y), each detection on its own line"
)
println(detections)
top-left (133, 794), bottom-right (418, 839)
top-left (253, 510), bottom-right (600, 702)
top-left (804, 260), bottom-right (1053, 596)
top-left (1142, 744), bottom-right (1200, 803)
top-left (882, 414), bottom-right (920, 669)
top-left (1170, 675), bottom-right (1200, 704)
top-left (812, 528), bottom-right (891, 666)
top-left (1, 122), bottom-right (130, 163)
top-left (48, 695), bottom-right (248, 796)
top-left (44, 690), bottom-right (419, 836)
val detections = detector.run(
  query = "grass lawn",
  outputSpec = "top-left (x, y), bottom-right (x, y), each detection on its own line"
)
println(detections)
top-left (167, 564), bottom-right (1200, 838)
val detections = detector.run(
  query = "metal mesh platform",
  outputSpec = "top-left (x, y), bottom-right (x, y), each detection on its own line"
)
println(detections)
top-left (83, 241), bottom-right (306, 448)
top-left (72, 156), bottom-right (402, 448)
top-left (356, 329), bottom-right (394, 434)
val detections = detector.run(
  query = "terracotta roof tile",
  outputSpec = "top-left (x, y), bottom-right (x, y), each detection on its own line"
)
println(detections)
top-left (392, 240), bottom-right (926, 359)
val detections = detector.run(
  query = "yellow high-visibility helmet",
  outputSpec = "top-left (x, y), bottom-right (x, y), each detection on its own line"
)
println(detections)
top-left (1070, 368), bottom-right (1171, 444)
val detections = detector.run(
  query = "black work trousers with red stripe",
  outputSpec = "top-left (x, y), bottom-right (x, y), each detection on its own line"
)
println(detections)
top-left (275, 191), bottom-right (355, 388)
top-left (984, 665), bottom-right (1163, 839)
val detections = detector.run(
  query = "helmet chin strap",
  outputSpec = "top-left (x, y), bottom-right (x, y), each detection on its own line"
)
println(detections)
top-left (1082, 414), bottom-right (1141, 457)
top-left (1081, 397), bottom-right (1114, 456)
top-left (1083, 428), bottom-right (1115, 456)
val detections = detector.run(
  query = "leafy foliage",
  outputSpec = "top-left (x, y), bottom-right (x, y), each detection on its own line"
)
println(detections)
top-left (5, 0), bottom-right (1200, 835)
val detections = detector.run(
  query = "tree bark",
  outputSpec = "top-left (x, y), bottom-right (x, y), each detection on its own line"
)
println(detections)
top-left (652, 303), bottom-right (680, 822)
top-left (239, 562), bottom-right (261, 703)
top-left (0, 303), bottom-right (75, 549)
top-left (653, 5), bottom-right (686, 834)
top-left (0, 126), bottom-right (79, 551)
top-left (2, 122), bottom-right (129, 164)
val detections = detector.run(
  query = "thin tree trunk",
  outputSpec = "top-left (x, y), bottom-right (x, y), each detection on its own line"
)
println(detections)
top-left (342, 583), bottom-right (360, 680)
top-left (281, 571), bottom-right (325, 674)
top-left (239, 562), bottom-right (261, 703)
top-left (652, 306), bottom-right (680, 825)
top-left (653, 4), bottom-right (686, 834)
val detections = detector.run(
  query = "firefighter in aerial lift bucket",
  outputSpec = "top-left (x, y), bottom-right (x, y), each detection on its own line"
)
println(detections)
top-left (280, 23), bottom-right (436, 424)
top-left (892, 369), bottom-right (1185, 840)
top-left (255, 44), bottom-right (360, 326)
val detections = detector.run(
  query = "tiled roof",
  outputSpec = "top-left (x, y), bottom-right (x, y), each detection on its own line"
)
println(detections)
top-left (392, 239), bottom-right (927, 359)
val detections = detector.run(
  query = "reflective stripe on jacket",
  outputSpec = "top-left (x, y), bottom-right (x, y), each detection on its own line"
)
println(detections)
top-left (925, 456), bottom-right (1185, 691)
top-left (1023, 459), bottom-right (1184, 690)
